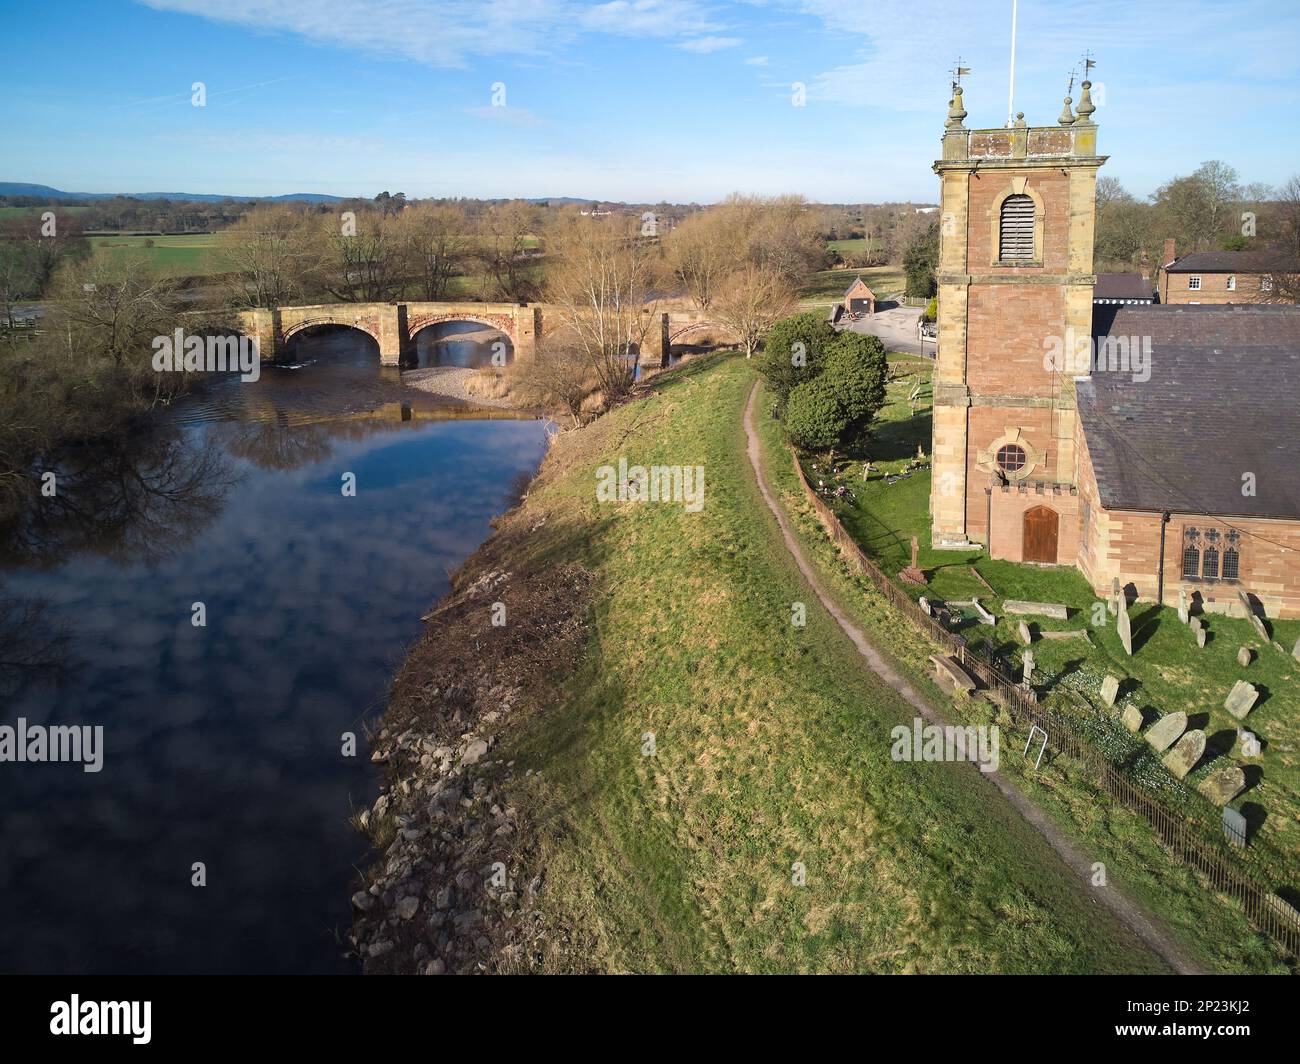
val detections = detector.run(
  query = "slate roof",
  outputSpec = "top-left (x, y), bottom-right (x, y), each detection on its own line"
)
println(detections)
top-left (1093, 272), bottom-right (1153, 301)
top-left (1164, 249), bottom-right (1300, 274)
top-left (1078, 304), bottom-right (1300, 519)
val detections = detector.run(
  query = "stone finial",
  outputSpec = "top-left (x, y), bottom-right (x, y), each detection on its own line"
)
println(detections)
top-left (1013, 111), bottom-right (1026, 128)
top-left (946, 86), bottom-right (968, 129)
top-left (1058, 96), bottom-right (1076, 125)
top-left (1075, 80), bottom-right (1096, 122)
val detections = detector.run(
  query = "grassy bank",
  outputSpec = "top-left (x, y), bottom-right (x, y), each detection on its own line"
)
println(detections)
top-left (420, 351), bottom-right (1208, 973)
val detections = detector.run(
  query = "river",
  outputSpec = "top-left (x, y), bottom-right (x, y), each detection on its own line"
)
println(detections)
top-left (0, 328), bottom-right (551, 973)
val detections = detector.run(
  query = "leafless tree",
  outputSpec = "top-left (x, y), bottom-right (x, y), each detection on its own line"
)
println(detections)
top-left (711, 264), bottom-right (797, 358)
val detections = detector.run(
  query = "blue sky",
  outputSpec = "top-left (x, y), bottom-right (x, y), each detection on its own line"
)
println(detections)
top-left (2, 0), bottom-right (1298, 202)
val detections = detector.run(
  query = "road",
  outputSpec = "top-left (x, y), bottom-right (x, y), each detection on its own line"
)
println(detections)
top-left (836, 302), bottom-right (934, 357)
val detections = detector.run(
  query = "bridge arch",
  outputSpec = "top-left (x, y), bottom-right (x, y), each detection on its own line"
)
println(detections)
top-left (410, 316), bottom-right (516, 370)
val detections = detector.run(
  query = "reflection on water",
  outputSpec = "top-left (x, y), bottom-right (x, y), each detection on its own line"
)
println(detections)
top-left (0, 329), bottom-right (550, 973)
top-left (412, 322), bottom-right (513, 370)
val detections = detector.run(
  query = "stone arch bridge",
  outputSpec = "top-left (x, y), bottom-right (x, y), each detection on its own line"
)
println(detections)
top-left (239, 301), bottom-right (697, 370)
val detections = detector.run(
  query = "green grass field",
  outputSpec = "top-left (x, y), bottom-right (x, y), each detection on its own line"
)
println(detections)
top-left (91, 233), bottom-right (224, 276)
top-left (467, 352), bottom-right (1212, 973)
top-left (801, 264), bottom-right (905, 307)
top-left (800, 368), bottom-right (1300, 886)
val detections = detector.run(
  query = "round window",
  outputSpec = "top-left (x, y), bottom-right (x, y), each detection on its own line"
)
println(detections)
top-left (996, 443), bottom-right (1027, 473)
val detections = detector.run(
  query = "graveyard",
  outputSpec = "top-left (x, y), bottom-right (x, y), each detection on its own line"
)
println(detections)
top-left (802, 362), bottom-right (1300, 883)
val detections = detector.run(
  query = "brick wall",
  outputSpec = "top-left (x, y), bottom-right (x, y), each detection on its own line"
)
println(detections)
top-left (1158, 270), bottom-right (1275, 305)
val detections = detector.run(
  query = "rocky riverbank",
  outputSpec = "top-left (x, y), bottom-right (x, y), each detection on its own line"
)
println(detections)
top-left (347, 543), bottom-right (595, 973)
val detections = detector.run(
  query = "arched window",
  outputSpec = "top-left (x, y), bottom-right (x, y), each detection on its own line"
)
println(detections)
top-left (1203, 547), bottom-right (1220, 579)
top-left (999, 194), bottom-right (1035, 261)
top-left (1182, 545), bottom-right (1200, 579)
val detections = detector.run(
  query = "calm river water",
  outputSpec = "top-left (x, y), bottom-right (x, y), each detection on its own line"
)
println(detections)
top-left (0, 328), bottom-right (550, 973)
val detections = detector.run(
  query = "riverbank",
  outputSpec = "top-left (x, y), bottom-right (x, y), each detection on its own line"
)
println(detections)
top-left (348, 352), bottom-right (1210, 974)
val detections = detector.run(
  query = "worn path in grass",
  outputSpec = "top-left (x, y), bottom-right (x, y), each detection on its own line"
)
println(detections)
top-left (742, 380), bottom-right (1204, 976)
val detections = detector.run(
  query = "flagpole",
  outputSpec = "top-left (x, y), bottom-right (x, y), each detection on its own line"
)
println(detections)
top-left (1007, 0), bottom-right (1018, 126)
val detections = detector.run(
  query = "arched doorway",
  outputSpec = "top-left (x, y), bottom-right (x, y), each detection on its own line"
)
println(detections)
top-left (1023, 506), bottom-right (1059, 564)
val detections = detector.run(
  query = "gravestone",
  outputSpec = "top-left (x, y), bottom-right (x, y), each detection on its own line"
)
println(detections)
top-left (1237, 646), bottom-right (1253, 668)
top-left (1198, 764), bottom-right (1246, 806)
top-left (1293, 635), bottom-right (1300, 663)
top-left (1116, 606), bottom-right (1133, 656)
top-left (1189, 615), bottom-right (1202, 633)
top-left (900, 535), bottom-right (928, 586)
top-left (1039, 628), bottom-right (1090, 641)
top-left (969, 598), bottom-right (996, 625)
top-left (1109, 577), bottom-right (1122, 615)
top-left (1224, 680), bottom-right (1259, 720)
top-left (1121, 705), bottom-right (1144, 732)
top-left (1238, 589), bottom-right (1270, 640)
top-left (1222, 806), bottom-right (1248, 847)
top-left (1100, 674), bottom-right (1120, 708)
top-left (1163, 729), bottom-right (1206, 780)
top-left (1021, 650), bottom-right (1035, 688)
top-left (1178, 588), bottom-right (1188, 624)
top-left (1196, 627), bottom-right (1207, 649)
top-left (1018, 620), bottom-right (1033, 645)
top-left (1177, 604), bottom-right (1189, 624)
top-left (1003, 600), bottom-right (1070, 620)
top-left (1144, 711), bottom-right (1187, 753)
top-left (919, 596), bottom-right (932, 616)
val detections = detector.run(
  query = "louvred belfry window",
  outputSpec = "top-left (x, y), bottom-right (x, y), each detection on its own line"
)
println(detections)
top-left (999, 194), bottom-right (1035, 261)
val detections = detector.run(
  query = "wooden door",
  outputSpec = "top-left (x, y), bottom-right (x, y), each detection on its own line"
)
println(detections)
top-left (1023, 506), bottom-right (1059, 564)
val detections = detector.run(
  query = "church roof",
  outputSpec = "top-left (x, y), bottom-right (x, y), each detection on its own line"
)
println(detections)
top-left (1078, 304), bottom-right (1300, 519)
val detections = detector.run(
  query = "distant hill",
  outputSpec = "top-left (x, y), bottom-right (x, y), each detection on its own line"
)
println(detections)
top-left (0, 182), bottom-right (344, 204)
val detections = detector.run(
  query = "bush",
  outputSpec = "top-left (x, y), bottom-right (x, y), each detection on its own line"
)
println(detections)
top-left (783, 375), bottom-right (849, 451)
top-left (758, 311), bottom-right (836, 415)
top-left (923, 296), bottom-right (937, 322)
top-left (823, 332), bottom-right (887, 444)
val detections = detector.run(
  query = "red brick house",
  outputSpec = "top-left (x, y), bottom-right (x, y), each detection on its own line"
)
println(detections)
top-left (1157, 244), bottom-right (1300, 305)
top-left (843, 276), bottom-right (876, 315)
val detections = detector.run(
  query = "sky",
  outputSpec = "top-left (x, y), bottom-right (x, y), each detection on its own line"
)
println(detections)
top-left (1, 0), bottom-right (1298, 203)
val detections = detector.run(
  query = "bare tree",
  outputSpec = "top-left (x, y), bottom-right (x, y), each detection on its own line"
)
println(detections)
top-left (319, 213), bottom-right (404, 303)
top-left (479, 200), bottom-right (539, 301)
top-left (710, 264), bottom-right (796, 358)
top-left (544, 211), bottom-right (660, 402)
top-left (218, 204), bottom-right (321, 308)
top-left (664, 208), bottom-right (735, 310)
top-left (400, 203), bottom-right (471, 301)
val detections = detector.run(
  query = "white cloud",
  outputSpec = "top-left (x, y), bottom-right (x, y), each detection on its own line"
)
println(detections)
top-left (677, 35), bottom-right (741, 53)
top-left (743, 55), bottom-right (768, 66)
top-left (580, 0), bottom-right (724, 37)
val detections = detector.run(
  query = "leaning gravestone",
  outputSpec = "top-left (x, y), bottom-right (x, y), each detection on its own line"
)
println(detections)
top-left (919, 596), bottom-right (932, 616)
top-left (1178, 588), bottom-right (1189, 624)
top-left (1021, 650), bottom-right (1035, 687)
top-left (1163, 729), bottom-right (1206, 780)
top-left (1100, 674), bottom-right (1120, 708)
top-left (1144, 711), bottom-right (1187, 753)
top-left (1177, 603), bottom-right (1189, 624)
top-left (1197, 764), bottom-right (1246, 806)
top-left (1110, 577), bottom-right (1122, 615)
top-left (1121, 705), bottom-right (1144, 732)
top-left (1116, 606), bottom-right (1133, 656)
top-left (1018, 620), bottom-right (1033, 645)
top-left (1224, 680), bottom-right (1259, 720)
top-left (1189, 615), bottom-right (1202, 633)
top-left (1238, 589), bottom-right (1271, 640)
top-left (1223, 806), bottom-right (1248, 847)
top-left (1196, 627), bottom-right (1207, 649)
top-left (1237, 646), bottom-right (1253, 668)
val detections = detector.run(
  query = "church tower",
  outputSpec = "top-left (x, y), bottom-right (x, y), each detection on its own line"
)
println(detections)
top-left (929, 79), bottom-right (1106, 564)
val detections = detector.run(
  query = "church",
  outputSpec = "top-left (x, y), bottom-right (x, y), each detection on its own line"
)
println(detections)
top-left (928, 80), bottom-right (1300, 619)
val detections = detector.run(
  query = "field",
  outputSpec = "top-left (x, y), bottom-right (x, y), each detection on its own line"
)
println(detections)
top-left (451, 351), bottom-right (1251, 973)
top-left (91, 233), bottom-right (225, 276)
top-left (801, 264), bottom-right (905, 308)
top-left (801, 363), bottom-right (1300, 885)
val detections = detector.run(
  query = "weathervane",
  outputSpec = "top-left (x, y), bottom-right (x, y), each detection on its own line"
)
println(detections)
top-left (1066, 66), bottom-right (1079, 97)
top-left (950, 58), bottom-right (970, 95)
top-left (1081, 50), bottom-right (1096, 80)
